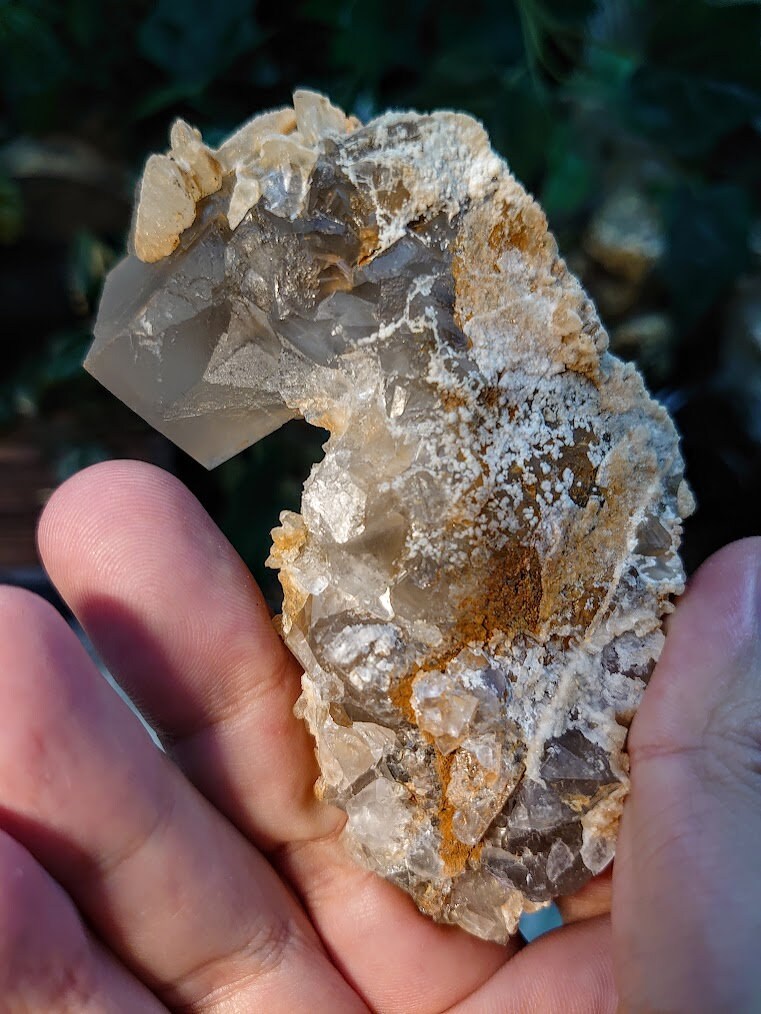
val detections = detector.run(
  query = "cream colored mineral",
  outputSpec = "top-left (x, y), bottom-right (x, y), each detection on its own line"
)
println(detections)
top-left (87, 90), bottom-right (693, 942)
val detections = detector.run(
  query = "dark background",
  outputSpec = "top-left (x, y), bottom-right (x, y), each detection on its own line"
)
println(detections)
top-left (1, 0), bottom-right (759, 605)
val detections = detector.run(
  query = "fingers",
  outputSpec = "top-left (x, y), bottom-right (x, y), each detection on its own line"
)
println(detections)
top-left (556, 869), bottom-right (612, 924)
top-left (0, 587), bottom-right (363, 1012)
top-left (628, 537), bottom-right (761, 768)
top-left (279, 830), bottom-right (516, 1013)
top-left (613, 538), bottom-right (761, 1013)
top-left (37, 460), bottom-right (341, 850)
top-left (451, 916), bottom-right (616, 1014)
top-left (0, 828), bottom-right (166, 1012)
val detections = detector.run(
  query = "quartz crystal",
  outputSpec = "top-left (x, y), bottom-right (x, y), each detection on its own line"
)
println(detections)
top-left (87, 91), bottom-right (694, 942)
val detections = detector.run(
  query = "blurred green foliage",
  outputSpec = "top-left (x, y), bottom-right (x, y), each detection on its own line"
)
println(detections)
top-left (0, 0), bottom-right (759, 592)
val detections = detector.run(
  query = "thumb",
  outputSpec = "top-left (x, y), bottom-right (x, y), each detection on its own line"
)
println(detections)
top-left (613, 538), bottom-right (761, 1013)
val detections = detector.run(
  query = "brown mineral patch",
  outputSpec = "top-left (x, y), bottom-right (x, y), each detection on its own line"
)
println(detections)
top-left (328, 702), bottom-right (353, 727)
top-left (574, 583), bottom-right (609, 633)
top-left (270, 522), bottom-right (306, 557)
top-left (317, 261), bottom-right (355, 297)
top-left (487, 202), bottom-right (546, 264)
top-left (450, 240), bottom-right (471, 332)
top-left (539, 523), bottom-right (606, 634)
top-left (488, 217), bottom-right (526, 260)
top-left (539, 434), bottom-right (658, 636)
top-left (454, 195), bottom-right (603, 380)
top-left (439, 386), bottom-right (470, 411)
top-left (564, 785), bottom-right (618, 816)
top-left (415, 883), bottom-right (446, 919)
top-left (357, 224), bottom-right (380, 265)
top-left (389, 672), bottom-right (479, 876)
top-left (278, 570), bottom-right (308, 621)
top-left (615, 706), bottom-right (637, 728)
top-left (435, 749), bottom-right (477, 877)
top-left (390, 538), bottom-right (545, 731)
top-left (389, 670), bottom-right (417, 724)
top-left (377, 177), bottom-right (410, 214)
top-left (555, 428), bottom-right (599, 508)
top-left (456, 540), bottom-right (543, 644)
top-left (477, 385), bottom-right (502, 411)
top-left (389, 539), bottom-right (544, 878)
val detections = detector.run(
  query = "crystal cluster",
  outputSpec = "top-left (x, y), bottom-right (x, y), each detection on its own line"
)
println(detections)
top-left (87, 91), bottom-right (693, 942)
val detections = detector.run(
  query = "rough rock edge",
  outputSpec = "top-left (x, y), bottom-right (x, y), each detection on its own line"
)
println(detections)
top-left (133, 91), bottom-right (357, 262)
top-left (127, 92), bottom-right (694, 941)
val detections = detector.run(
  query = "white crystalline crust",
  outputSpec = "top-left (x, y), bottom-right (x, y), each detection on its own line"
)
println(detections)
top-left (132, 93), bottom-right (361, 260)
top-left (88, 91), bottom-right (694, 943)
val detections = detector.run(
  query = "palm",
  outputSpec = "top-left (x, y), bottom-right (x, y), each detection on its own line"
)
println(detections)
top-left (2, 460), bottom-right (758, 1012)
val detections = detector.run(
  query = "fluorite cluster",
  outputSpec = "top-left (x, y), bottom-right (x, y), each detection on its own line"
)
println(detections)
top-left (87, 91), bottom-right (693, 942)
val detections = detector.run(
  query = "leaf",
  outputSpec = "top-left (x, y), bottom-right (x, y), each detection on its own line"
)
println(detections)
top-left (541, 127), bottom-right (594, 220)
top-left (55, 443), bottom-right (110, 483)
top-left (491, 73), bottom-right (554, 188)
top-left (67, 231), bottom-right (113, 311)
top-left (132, 80), bottom-right (205, 120)
top-left (65, 0), bottom-right (99, 47)
top-left (0, 175), bottom-right (23, 244)
top-left (645, 0), bottom-right (761, 88)
top-left (41, 327), bottom-right (94, 388)
top-left (661, 183), bottom-right (752, 328)
top-left (626, 67), bottom-right (761, 158)
top-left (327, 0), bottom-right (425, 87)
top-left (0, 0), bottom-right (69, 99)
top-left (138, 0), bottom-right (261, 85)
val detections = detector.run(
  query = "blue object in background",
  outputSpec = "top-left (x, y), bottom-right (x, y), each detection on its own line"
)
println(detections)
top-left (519, 903), bottom-right (563, 942)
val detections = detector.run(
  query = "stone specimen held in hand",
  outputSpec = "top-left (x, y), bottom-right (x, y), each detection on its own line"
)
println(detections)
top-left (87, 91), bottom-right (693, 942)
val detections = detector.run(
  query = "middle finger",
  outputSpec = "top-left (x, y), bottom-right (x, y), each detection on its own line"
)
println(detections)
top-left (37, 460), bottom-right (341, 852)
top-left (0, 587), bottom-right (363, 1012)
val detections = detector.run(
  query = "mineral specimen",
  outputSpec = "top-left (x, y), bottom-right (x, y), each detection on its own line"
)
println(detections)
top-left (87, 91), bottom-right (693, 942)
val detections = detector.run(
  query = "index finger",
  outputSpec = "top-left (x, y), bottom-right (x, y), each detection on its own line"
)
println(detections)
top-left (37, 459), bottom-right (342, 851)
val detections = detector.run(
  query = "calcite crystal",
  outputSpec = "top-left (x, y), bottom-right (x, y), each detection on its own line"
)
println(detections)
top-left (87, 91), bottom-right (693, 942)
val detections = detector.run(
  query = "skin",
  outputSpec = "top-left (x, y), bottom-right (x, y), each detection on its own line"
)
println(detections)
top-left (0, 459), bottom-right (758, 1013)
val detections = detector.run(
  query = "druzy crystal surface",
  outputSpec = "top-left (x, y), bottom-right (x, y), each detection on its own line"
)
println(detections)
top-left (87, 91), bottom-right (693, 942)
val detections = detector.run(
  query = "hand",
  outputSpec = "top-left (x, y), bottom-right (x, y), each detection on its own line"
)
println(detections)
top-left (0, 461), bottom-right (758, 1013)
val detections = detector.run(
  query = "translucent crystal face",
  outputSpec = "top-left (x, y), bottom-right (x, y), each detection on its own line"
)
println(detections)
top-left (88, 91), bottom-right (693, 942)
